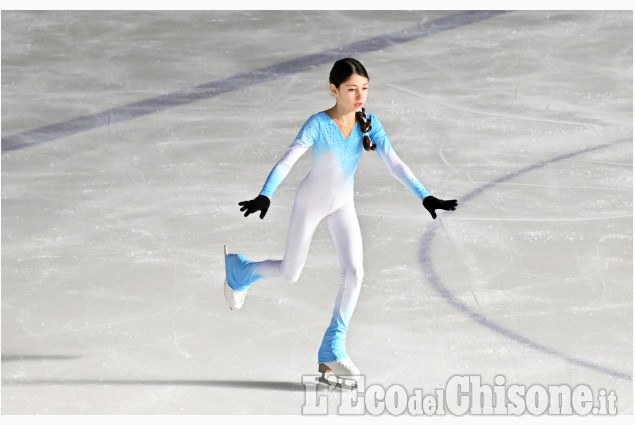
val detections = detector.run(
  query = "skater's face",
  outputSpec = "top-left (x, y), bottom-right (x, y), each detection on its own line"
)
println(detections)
top-left (330, 73), bottom-right (369, 113)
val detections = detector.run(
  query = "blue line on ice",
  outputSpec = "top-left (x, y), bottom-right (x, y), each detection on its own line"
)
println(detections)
top-left (419, 137), bottom-right (633, 381)
top-left (1, 10), bottom-right (507, 153)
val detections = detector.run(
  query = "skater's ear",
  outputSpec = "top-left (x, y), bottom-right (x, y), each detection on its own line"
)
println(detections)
top-left (329, 83), bottom-right (339, 98)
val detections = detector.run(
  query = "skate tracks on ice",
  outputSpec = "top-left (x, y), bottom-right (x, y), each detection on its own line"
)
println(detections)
top-left (418, 137), bottom-right (633, 381)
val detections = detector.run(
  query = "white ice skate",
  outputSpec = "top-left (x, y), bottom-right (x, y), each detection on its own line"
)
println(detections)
top-left (316, 358), bottom-right (361, 390)
top-left (223, 245), bottom-right (247, 310)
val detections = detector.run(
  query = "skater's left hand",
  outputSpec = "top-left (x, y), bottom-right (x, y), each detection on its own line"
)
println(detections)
top-left (238, 195), bottom-right (271, 219)
top-left (423, 196), bottom-right (457, 219)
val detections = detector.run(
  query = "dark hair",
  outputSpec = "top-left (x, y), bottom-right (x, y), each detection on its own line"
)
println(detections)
top-left (329, 58), bottom-right (375, 151)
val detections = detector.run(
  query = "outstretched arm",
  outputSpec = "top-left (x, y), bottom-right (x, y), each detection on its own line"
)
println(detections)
top-left (239, 116), bottom-right (316, 219)
top-left (239, 143), bottom-right (309, 219)
top-left (371, 116), bottom-right (457, 219)
top-left (259, 144), bottom-right (309, 198)
top-left (375, 134), bottom-right (431, 200)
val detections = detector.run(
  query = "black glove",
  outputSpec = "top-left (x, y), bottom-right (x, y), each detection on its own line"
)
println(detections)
top-left (238, 195), bottom-right (271, 219)
top-left (423, 196), bottom-right (457, 219)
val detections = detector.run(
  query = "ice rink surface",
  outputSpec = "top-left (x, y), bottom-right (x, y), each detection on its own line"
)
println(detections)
top-left (1, 8), bottom-right (633, 417)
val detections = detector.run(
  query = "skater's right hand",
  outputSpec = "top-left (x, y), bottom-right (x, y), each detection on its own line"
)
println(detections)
top-left (238, 195), bottom-right (270, 219)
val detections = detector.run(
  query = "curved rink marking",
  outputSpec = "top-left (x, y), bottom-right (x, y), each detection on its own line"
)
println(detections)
top-left (419, 138), bottom-right (632, 381)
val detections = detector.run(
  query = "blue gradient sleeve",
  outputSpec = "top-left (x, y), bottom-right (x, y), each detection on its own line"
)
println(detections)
top-left (259, 116), bottom-right (317, 198)
top-left (370, 115), bottom-right (431, 200)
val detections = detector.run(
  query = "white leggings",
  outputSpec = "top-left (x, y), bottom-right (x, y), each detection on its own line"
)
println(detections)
top-left (240, 178), bottom-right (364, 363)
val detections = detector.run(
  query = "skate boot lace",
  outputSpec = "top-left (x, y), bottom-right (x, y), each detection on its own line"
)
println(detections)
top-left (224, 279), bottom-right (247, 310)
top-left (326, 358), bottom-right (360, 377)
top-left (231, 290), bottom-right (246, 306)
top-left (338, 358), bottom-right (356, 371)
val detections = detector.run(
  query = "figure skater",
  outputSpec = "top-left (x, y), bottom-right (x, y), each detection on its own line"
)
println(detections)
top-left (224, 58), bottom-right (457, 385)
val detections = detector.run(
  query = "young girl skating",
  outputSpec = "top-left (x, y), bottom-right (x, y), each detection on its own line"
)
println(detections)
top-left (224, 58), bottom-right (457, 387)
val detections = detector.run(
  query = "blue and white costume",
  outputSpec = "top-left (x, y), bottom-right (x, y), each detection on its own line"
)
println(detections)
top-left (226, 111), bottom-right (430, 364)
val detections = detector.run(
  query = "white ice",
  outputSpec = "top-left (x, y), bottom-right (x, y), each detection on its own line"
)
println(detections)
top-left (1, 10), bottom-right (632, 416)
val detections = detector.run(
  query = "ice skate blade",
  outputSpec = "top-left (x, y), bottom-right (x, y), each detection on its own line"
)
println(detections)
top-left (315, 374), bottom-right (358, 391)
